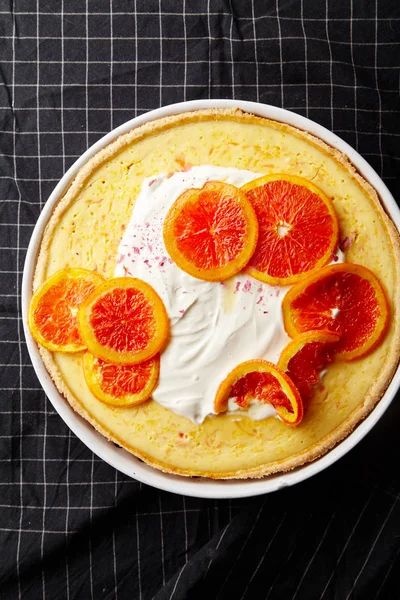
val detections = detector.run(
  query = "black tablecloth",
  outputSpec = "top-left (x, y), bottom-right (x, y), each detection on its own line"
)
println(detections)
top-left (1, 1), bottom-right (400, 599)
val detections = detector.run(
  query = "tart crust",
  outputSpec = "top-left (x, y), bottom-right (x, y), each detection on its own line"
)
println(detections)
top-left (32, 108), bottom-right (400, 479)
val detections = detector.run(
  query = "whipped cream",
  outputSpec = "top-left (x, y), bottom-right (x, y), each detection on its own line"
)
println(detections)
top-left (227, 397), bottom-right (277, 421)
top-left (115, 166), bottom-right (342, 424)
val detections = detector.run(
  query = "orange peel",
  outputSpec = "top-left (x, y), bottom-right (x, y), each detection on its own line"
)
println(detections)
top-left (28, 268), bottom-right (104, 352)
top-left (78, 277), bottom-right (169, 364)
top-left (214, 359), bottom-right (303, 425)
top-left (282, 263), bottom-right (389, 361)
top-left (163, 180), bottom-right (258, 281)
top-left (278, 330), bottom-right (340, 403)
top-left (242, 173), bottom-right (339, 286)
top-left (83, 352), bottom-right (160, 407)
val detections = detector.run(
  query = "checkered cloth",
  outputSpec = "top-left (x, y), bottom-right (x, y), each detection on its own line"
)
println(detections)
top-left (1, 1), bottom-right (400, 598)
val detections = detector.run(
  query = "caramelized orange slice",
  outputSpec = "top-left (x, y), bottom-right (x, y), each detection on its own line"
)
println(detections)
top-left (278, 330), bottom-right (340, 404)
top-left (214, 359), bottom-right (303, 425)
top-left (83, 352), bottom-right (159, 407)
top-left (163, 181), bottom-right (258, 281)
top-left (241, 174), bottom-right (339, 285)
top-left (282, 263), bottom-right (389, 361)
top-left (78, 277), bottom-right (169, 364)
top-left (28, 268), bottom-right (104, 352)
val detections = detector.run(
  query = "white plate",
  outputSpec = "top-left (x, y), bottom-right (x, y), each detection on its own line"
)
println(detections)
top-left (22, 100), bottom-right (400, 498)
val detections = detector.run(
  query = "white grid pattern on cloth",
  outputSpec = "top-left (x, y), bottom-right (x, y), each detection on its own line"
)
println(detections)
top-left (344, 497), bottom-right (399, 600)
top-left (216, 501), bottom-right (266, 600)
top-left (300, 0), bottom-right (309, 118)
top-left (39, 7), bottom-right (48, 589)
top-left (325, 0), bottom-right (334, 132)
top-left (375, 536), bottom-right (400, 599)
top-left (0, 10), bottom-right (399, 22)
top-left (1, 1), bottom-right (400, 599)
top-left (239, 512), bottom-right (287, 600)
top-left (264, 519), bottom-right (300, 600)
top-left (109, 3), bottom-right (118, 598)
top-left (374, 0), bottom-right (383, 179)
top-left (350, 2), bottom-right (359, 162)
top-left (291, 512), bottom-right (337, 600)
top-left (65, 429), bottom-right (71, 600)
top-left (318, 489), bottom-right (374, 599)
top-left (11, 6), bottom-right (24, 599)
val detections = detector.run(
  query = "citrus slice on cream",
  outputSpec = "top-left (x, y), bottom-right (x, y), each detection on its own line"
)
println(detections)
top-left (78, 277), bottom-right (169, 364)
top-left (278, 330), bottom-right (340, 404)
top-left (282, 263), bottom-right (389, 361)
top-left (28, 268), bottom-right (104, 352)
top-left (163, 180), bottom-right (258, 281)
top-left (83, 352), bottom-right (160, 407)
top-left (241, 174), bottom-right (339, 286)
top-left (214, 359), bottom-right (303, 425)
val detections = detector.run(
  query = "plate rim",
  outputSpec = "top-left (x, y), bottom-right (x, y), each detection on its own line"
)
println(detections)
top-left (21, 99), bottom-right (400, 499)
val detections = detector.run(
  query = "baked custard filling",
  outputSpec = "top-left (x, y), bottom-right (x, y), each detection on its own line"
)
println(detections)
top-left (31, 110), bottom-right (400, 477)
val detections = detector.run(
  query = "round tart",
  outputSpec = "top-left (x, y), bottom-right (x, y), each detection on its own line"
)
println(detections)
top-left (31, 108), bottom-right (400, 479)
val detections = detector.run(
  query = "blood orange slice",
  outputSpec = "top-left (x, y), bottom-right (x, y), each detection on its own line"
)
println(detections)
top-left (78, 277), bottom-right (169, 364)
top-left (214, 359), bottom-right (303, 425)
top-left (278, 330), bottom-right (340, 404)
top-left (282, 263), bottom-right (389, 361)
top-left (241, 174), bottom-right (339, 285)
top-left (83, 352), bottom-right (159, 407)
top-left (28, 268), bottom-right (104, 352)
top-left (163, 181), bottom-right (258, 281)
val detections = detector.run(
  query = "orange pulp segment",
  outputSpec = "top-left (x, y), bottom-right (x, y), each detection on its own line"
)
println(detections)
top-left (241, 174), bottom-right (339, 285)
top-left (214, 359), bottom-right (303, 425)
top-left (163, 181), bottom-right (258, 281)
top-left (282, 263), bottom-right (389, 361)
top-left (78, 277), bottom-right (169, 364)
top-left (28, 268), bottom-right (104, 352)
top-left (278, 330), bottom-right (340, 404)
top-left (83, 352), bottom-right (159, 407)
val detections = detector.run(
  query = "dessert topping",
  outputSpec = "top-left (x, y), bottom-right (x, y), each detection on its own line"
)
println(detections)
top-left (241, 174), bottom-right (339, 286)
top-left (163, 180), bottom-right (258, 281)
top-left (282, 263), bottom-right (389, 361)
top-left (28, 268), bottom-right (104, 352)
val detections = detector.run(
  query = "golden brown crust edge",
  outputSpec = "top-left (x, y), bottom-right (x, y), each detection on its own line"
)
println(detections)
top-left (33, 107), bottom-right (400, 479)
top-left (34, 108), bottom-right (243, 288)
